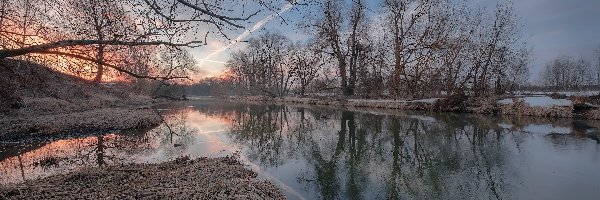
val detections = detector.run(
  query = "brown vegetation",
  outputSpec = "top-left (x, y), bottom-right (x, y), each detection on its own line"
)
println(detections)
top-left (0, 156), bottom-right (286, 200)
top-left (0, 59), bottom-right (162, 139)
top-left (230, 95), bottom-right (595, 119)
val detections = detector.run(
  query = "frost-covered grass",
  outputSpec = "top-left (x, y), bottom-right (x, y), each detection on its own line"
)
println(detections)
top-left (514, 90), bottom-right (600, 97)
top-left (229, 94), bottom-right (600, 119)
top-left (0, 108), bottom-right (162, 139)
top-left (1, 59), bottom-right (164, 138)
top-left (0, 156), bottom-right (285, 199)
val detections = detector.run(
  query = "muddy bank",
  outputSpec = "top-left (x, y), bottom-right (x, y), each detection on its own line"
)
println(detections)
top-left (228, 96), bottom-right (600, 120)
top-left (0, 156), bottom-right (285, 199)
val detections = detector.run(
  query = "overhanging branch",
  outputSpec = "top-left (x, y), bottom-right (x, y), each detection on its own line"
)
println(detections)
top-left (39, 51), bottom-right (191, 81)
top-left (0, 39), bottom-right (205, 59)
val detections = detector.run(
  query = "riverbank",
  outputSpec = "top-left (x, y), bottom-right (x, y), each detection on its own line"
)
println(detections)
top-left (0, 156), bottom-right (286, 199)
top-left (0, 107), bottom-right (162, 141)
top-left (0, 59), bottom-right (164, 141)
top-left (228, 95), bottom-right (600, 120)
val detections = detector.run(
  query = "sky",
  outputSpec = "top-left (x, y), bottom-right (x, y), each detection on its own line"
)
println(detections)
top-left (190, 0), bottom-right (600, 83)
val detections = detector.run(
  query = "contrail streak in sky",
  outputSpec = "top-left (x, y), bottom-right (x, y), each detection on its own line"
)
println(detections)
top-left (197, 59), bottom-right (228, 64)
top-left (199, 2), bottom-right (296, 66)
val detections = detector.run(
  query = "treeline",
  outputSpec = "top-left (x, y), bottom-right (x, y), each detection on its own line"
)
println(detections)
top-left (540, 48), bottom-right (600, 91)
top-left (192, 0), bottom-right (531, 98)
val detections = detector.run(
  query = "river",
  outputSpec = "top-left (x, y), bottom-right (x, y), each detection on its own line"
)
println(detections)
top-left (1, 100), bottom-right (600, 199)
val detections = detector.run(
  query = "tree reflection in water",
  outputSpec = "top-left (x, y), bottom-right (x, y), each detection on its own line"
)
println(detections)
top-left (0, 109), bottom-right (196, 184)
top-left (220, 104), bottom-right (520, 200)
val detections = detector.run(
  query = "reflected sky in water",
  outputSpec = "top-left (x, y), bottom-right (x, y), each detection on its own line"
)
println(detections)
top-left (2, 101), bottom-right (600, 200)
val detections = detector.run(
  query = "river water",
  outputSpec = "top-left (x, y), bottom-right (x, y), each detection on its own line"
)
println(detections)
top-left (1, 100), bottom-right (600, 199)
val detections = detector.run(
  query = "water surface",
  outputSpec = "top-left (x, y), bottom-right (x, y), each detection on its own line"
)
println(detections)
top-left (2, 101), bottom-right (600, 200)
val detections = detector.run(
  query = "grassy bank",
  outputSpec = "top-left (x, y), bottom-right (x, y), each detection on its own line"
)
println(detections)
top-left (0, 156), bottom-right (286, 199)
top-left (228, 95), bottom-right (600, 120)
top-left (0, 59), bottom-right (164, 141)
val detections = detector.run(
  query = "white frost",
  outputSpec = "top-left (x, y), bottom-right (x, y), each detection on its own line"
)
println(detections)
top-left (498, 123), bottom-right (513, 129)
top-left (497, 96), bottom-right (572, 108)
top-left (412, 98), bottom-right (443, 103)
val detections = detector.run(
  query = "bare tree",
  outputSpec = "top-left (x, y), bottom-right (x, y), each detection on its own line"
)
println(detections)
top-left (309, 0), bottom-right (369, 97)
top-left (505, 49), bottom-right (530, 92)
top-left (382, 0), bottom-right (445, 97)
top-left (150, 46), bottom-right (198, 99)
top-left (315, 0), bottom-right (348, 96)
top-left (227, 31), bottom-right (292, 97)
top-left (288, 42), bottom-right (325, 95)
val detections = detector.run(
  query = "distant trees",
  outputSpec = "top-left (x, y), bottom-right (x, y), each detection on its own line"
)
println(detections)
top-left (542, 55), bottom-right (593, 90)
top-left (149, 47), bottom-right (198, 99)
top-left (225, 31), bottom-right (333, 97)
top-left (227, 32), bottom-right (292, 97)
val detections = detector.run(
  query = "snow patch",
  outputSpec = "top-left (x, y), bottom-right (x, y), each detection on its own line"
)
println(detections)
top-left (497, 123), bottom-right (513, 129)
top-left (412, 98), bottom-right (443, 103)
top-left (515, 91), bottom-right (600, 97)
top-left (498, 99), bottom-right (514, 105)
top-left (498, 96), bottom-right (572, 108)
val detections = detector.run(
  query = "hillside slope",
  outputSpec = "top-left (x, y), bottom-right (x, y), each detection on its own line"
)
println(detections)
top-left (0, 59), bottom-right (161, 139)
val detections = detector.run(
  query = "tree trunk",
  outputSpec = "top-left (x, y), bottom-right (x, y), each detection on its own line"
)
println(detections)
top-left (94, 44), bottom-right (105, 83)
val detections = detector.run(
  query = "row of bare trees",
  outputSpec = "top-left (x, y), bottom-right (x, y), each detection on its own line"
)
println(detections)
top-left (225, 32), bottom-right (325, 97)
top-left (219, 0), bottom-right (530, 98)
top-left (541, 47), bottom-right (600, 90)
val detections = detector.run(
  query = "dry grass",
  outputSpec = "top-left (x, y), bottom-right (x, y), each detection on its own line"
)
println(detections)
top-left (0, 108), bottom-right (162, 139)
top-left (0, 156), bottom-right (286, 200)
top-left (498, 98), bottom-right (573, 118)
top-left (0, 59), bottom-right (163, 139)
top-left (229, 95), bottom-right (585, 119)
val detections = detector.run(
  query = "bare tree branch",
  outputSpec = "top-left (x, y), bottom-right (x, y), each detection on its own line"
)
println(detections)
top-left (0, 39), bottom-right (205, 59)
top-left (39, 51), bottom-right (191, 81)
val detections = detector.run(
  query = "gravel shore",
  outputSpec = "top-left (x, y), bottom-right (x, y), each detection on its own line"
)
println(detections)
top-left (0, 156), bottom-right (286, 200)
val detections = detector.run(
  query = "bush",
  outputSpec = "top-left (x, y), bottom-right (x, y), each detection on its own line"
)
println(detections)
top-left (548, 92), bottom-right (566, 99)
top-left (435, 93), bottom-right (468, 112)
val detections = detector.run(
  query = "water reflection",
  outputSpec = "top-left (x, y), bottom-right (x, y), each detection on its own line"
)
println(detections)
top-left (1, 102), bottom-right (600, 200)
